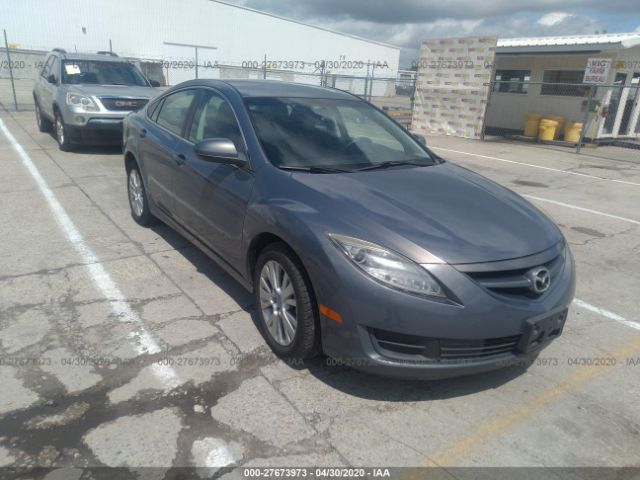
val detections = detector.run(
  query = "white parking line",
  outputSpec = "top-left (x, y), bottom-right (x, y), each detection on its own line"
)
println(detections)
top-left (431, 146), bottom-right (640, 187)
top-left (0, 118), bottom-right (181, 389)
top-left (523, 195), bottom-right (640, 225)
top-left (573, 299), bottom-right (640, 331)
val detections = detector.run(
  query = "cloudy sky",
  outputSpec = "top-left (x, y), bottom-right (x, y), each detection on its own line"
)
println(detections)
top-left (227, 0), bottom-right (640, 67)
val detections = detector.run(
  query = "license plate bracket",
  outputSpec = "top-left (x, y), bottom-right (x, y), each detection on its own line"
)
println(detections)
top-left (518, 309), bottom-right (567, 353)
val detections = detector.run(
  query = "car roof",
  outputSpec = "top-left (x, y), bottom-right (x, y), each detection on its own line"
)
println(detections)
top-left (181, 79), bottom-right (357, 100)
top-left (52, 52), bottom-right (130, 63)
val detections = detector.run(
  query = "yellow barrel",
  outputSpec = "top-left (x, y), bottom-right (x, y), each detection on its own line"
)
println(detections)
top-left (564, 122), bottom-right (583, 143)
top-left (538, 119), bottom-right (558, 141)
top-left (523, 113), bottom-right (542, 137)
top-left (547, 115), bottom-right (566, 139)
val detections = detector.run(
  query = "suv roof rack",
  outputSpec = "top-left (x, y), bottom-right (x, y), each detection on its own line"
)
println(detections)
top-left (96, 51), bottom-right (119, 57)
top-left (52, 48), bottom-right (67, 54)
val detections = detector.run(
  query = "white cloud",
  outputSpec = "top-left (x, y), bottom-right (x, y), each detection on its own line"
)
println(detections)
top-left (537, 12), bottom-right (572, 26)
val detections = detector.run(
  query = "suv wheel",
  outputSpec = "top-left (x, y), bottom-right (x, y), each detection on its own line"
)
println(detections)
top-left (254, 244), bottom-right (320, 359)
top-left (127, 165), bottom-right (157, 226)
top-left (34, 100), bottom-right (52, 133)
top-left (54, 110), bottom-right (73, 151)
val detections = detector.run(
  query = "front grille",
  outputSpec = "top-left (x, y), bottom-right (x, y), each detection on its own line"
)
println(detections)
top-left (98, 97), bottom-right (148, 111)
top-left (464, 253), bottom-right (564, 299)
top-left (371, 328), bottom-right (520, 362)
top-left (440, 335), bottom-right (521, 359)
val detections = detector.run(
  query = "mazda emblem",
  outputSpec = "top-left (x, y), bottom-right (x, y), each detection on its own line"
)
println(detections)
top-left (527, 267), bottom-right (551, 294)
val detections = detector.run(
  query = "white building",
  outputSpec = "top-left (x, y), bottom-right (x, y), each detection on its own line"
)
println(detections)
top-left (485, 32), bottom-right (640, 141)
top-left (0, 0), bottom-right (400, 93)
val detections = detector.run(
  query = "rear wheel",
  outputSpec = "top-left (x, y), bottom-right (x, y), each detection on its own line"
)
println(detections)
top-left (34, 99), bottom-right (52, 133)
top-left (127, 165), bottom-right (157, 226)
top-left (254, 244), bottom-right (320, 359)
top-left (54, 110), bottom-right (73, 151)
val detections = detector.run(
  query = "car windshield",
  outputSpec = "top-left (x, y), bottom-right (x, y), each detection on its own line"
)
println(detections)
top-left (61, 60), bottom-right (149, 86)
top-left (245, 97), bottom-right (435, 171)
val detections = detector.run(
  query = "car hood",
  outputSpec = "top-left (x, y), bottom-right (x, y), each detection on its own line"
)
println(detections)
top-left (291, 162), bottom-right (563, 265)
top-left (69, 84), bottom-right (158, 98)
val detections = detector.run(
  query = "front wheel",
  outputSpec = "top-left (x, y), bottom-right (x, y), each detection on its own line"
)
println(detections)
top-left (127, 166), bottom-right (157, 226)
top-left (35, 100), bottom-right (52, 133)
top-left (254, 244), bottom-right (321, 360)
top-left (54, 110), bottom-right (73, 151)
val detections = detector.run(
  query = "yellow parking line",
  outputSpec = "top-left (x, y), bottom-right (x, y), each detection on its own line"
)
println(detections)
top-left (428, 334), bottom-right (640, 466)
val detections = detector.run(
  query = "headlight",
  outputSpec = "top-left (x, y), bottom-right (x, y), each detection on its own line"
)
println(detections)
top-left (66, 93), bottom-right (99, 112)
top-left (328, 233), bottom-right (445, 298)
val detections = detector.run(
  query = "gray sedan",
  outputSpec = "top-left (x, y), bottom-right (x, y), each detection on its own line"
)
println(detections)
top-left (123, 79), bottom-right (575, 379)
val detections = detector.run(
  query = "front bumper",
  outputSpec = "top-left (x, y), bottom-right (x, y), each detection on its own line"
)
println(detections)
top-left (65, 117), bottom-right (124, 144)
top-left (312, 241), bottom-right (576, 380)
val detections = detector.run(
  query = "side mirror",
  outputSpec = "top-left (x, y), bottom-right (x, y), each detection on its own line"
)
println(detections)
top-left (194, 138), bottom-right (246, 166)
top-left (149, 79), bottom-right (161, 88)
top-left (47, 74), bottom-right (56, 84)
top-left (412, 133), bottom-right (427, 146)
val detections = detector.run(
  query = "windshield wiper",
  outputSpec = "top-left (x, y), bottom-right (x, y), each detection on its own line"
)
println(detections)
top-left (278, 165), bottom-right (351, 174)
top-left (354, 160), bottom-right (432, 172)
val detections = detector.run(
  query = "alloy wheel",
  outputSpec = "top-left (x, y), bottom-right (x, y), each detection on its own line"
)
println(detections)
top-left (128, 169), bottom-right (145, 218)
top-left (259, 260), bottom-right (298, 346)
top-left (35, 103), bottom-right (42, 127)
top-left (55, 115), bottom-right (64, 145)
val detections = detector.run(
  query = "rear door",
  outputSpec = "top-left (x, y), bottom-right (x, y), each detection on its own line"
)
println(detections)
top-left (139, 89), bottom-right (198, 217)
top-left (172, 88), bottom-right (254, 268)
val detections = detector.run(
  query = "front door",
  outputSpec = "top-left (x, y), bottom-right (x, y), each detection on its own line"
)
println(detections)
top-left (619, 72), bottom-right (640, 137)
top-left (600, 72), bottom-right (627, 138)
top-left (600, 71), bottom-right (640, 138)
top-left (172, 88), bottom-right (254, 270)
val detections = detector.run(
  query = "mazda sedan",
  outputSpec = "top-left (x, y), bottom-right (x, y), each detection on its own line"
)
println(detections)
top-left (123, 79), bottom-right (575, 379)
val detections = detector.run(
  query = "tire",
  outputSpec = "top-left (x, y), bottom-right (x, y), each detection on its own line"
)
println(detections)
top-left (254, 243), bottom-right (321, 359)
top-left (34, 99), bottom-right (52, 133)
top-left (54, 110), bottom-right (73, 151)
top-left (127, 165), bottom-right (157, 227)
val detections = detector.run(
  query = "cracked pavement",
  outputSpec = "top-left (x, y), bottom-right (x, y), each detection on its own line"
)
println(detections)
top-left (1, 106), bottom-right (640, 477)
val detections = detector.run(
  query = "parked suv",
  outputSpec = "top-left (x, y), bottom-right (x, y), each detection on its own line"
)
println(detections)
top-left (33, 49), bottom-right (159, 151)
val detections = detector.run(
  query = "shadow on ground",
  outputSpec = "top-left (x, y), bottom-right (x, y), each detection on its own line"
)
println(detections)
top-left (150, 221), bottom-right (533, 403)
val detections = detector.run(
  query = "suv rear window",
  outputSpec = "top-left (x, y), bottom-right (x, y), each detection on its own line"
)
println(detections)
top-left (61, 60), bottom-right (148, 86)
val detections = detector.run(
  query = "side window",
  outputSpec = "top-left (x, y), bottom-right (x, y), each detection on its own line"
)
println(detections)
top-left (40, 55), bottom-right (53, 78)
top-left (155, 90), bottom-right (197, 136)
top-left (147, 98), bottom-right (163, 121)
top-left (50, 57), bottom-right (60, 83)
top-left (188, 90), bottom-right (243, 151)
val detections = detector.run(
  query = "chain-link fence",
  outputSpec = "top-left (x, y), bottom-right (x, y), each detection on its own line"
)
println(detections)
top-left (484, 80), bottom-right (640, 153)
top-left (0, 40), bottom-right (416, 128)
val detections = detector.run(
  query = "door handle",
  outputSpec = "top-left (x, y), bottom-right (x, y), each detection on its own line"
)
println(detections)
top-left (174, 153), bottom-right (186, 166)
top-left (139, 128), bottom-right (147, 138)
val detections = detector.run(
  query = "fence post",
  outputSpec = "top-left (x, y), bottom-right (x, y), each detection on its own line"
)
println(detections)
top-left (480, 81), bottom-right (493, 141)
top-left (263, 54), bottom-right (267, 79)
top-left (3, 29), bottom-right (19, 111)
top-left (576, 84), bottom-right (595, 154)
top-left (195, 46), bottom-right (199, 79)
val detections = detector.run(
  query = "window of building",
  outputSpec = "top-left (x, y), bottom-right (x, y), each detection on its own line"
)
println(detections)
top-left (493, 70), bottom-right (530, 94)
top-left (541, 70), bottom-right (590, 97)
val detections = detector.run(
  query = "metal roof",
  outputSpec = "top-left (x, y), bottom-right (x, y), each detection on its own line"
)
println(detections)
top-left (497, 32), bottom-right (640, 54)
